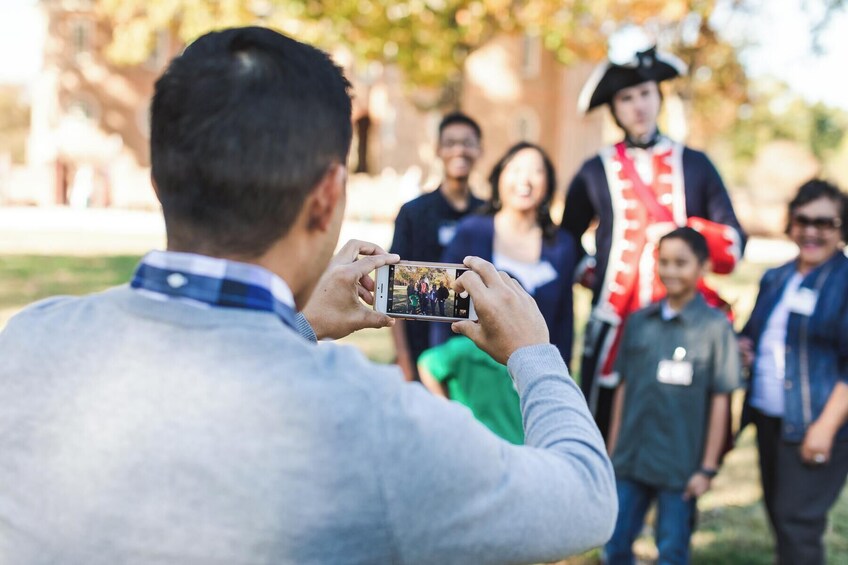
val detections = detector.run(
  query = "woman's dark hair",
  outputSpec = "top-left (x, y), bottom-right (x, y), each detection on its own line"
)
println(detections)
top-left (481, 142), bottom-right (557, 240)
top-left (786, 179), bottom-right (848, 241)
top-left (659, 227), bottom-right (709, 264)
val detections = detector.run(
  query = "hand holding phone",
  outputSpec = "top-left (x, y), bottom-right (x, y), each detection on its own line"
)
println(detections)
top-left (450, 256), bottom-right (549, 365)
top-left (301, 240), bottom-right (399, 339)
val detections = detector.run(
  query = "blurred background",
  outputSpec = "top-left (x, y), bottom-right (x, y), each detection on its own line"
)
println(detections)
top-left (1, 1), bottom-right (848, 563)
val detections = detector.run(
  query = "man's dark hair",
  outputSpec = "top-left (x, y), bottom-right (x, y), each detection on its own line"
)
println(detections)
top-left (151, 27), bottom-right (352, 256)
top-left (438, 112), bottom-right (482, 142)
top-left (481, 142), bottom-right (557, 240)
top-left (786, 179), bottom-right (848, 241)
top-left (659, 227), bottom-right (709, 264)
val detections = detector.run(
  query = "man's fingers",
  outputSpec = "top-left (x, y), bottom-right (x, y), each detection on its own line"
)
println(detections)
top-left (348, 253), bottom-right (400, 279)
top-left (453, 270), bottom-right (486, 299)
top-left (510, 278), bottom-right (525, 294)
top-left (463, 256), bottom-right (502, 287)
top-left (359, 273), bottom-right (375, 292)
top-left (357, 284), bottom-right (374, 305)
top-left (362, 309), bottom-right (395, 330)
top-left (334, 240), bottom-right (391, 265)
top-left (452, 320), bottom-right (480, 341)
top-left (354, 241), bottom-right (389, 257)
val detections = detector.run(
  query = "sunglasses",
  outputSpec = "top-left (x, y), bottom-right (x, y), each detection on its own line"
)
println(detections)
top-left (791, 214), bottom-right (843, 231)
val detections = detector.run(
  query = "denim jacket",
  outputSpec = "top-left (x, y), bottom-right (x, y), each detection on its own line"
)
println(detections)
top-left (741, 251), bottom-right (848, 442)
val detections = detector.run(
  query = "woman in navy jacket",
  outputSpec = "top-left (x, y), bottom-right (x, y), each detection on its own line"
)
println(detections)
top-left (740, 180), bottom-right (848, 565)
top-left (432, 142), bottom-right (578, 367)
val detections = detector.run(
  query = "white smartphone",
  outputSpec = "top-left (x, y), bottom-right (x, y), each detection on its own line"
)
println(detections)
top-left (375, 261), bottom-right (477, 322)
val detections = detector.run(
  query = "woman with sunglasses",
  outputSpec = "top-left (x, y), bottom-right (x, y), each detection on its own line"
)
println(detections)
top-left (739, 179), bottom-right (848, 565)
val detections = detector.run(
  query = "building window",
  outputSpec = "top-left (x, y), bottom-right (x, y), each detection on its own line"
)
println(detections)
top-left (67, 94), bottom-right (100, 124)
top-left (146, 31), bottom-right (171, 71)
top-left (521, 33), bottom-right (541, 79)
top-left (513, 107), bottom-right (540, 143)
top-left (70, 18), bottom-right (94, 61)
top-left (137, 103), bottom-right (151, 139)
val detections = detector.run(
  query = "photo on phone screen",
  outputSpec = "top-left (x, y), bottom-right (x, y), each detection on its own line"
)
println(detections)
top-left (385, 263), bottom-right (472, 320)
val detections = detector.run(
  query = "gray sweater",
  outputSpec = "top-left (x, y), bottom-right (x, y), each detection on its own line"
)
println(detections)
top-left (0, 286), bottom-right (616, 564)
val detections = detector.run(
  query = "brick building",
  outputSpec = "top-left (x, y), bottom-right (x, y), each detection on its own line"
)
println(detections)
top-left (23, 0), bottom-right (610, 216)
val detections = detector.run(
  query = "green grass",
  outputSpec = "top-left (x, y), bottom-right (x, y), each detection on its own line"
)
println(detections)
top-left (3, 254), bottom-right (848, 564)
top-left (0, 255), bottom-right (141, 326)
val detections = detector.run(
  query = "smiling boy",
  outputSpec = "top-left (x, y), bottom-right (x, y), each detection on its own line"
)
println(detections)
top-left (605, 227), bottom-right (742, 564)
top-left (390, 112), bottom-right (484, 380)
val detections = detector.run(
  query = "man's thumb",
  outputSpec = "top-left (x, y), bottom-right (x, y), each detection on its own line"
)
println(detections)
top-left (451, 320), bottom-right (480, 341)
top-left (364, 310), bottom-right (394, 329)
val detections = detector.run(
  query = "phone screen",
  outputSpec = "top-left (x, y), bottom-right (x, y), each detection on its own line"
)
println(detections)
top-left (386, 264), bottom-right (472, 319)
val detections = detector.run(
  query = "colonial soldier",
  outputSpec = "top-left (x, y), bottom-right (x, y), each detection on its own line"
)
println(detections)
top-left (562, 32), bottom-right (746, 438)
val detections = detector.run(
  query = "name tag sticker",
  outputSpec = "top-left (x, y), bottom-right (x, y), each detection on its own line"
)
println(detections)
top-left (657, 360), bottom-right (694, 386)
top-left (438, 224), bottom-right (457, 246)
top-left (787, 288), bottom-right (818, 316)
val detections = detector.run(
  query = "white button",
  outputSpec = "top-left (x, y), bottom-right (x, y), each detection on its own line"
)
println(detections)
top-left (459, 291), bottom-right (469, 299)
top-left (167, 273), bottom-right (188, 288)
top-left (660, 194), bottom-right (673, 205)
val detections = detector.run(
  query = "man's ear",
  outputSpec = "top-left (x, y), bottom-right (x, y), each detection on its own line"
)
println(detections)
top-left (306, 164), bottom-right (346, 232)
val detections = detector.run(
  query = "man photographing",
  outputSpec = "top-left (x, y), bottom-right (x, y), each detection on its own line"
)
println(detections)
top-left (0, 27), bottom-right (615, 564)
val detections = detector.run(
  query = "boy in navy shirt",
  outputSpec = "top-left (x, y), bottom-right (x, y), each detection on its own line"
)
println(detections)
top-left (390, 112), bottom-right (484, 380)
top-left (605, 227), bottom-right (741, 564)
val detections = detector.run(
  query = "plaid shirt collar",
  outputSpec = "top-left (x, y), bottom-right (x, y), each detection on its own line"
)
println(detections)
top-left (130, 250), bottom-right (297, 329)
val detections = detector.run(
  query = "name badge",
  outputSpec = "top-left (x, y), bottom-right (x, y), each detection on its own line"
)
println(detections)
top-left (438, 224), bottom-right (457, 246)
top-left (786, 287), bottom-right (818, 316)
top-left (657, 360), bottom-right (693, 386)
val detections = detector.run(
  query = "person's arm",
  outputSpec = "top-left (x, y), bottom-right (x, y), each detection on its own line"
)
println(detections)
top-left (560, 167), bottom-right (595, 249)
top-left (418, 364), bottom-right (449, 398)
top-left (389, 207), bottom-right (417, 380)
top-left (692, 151), bottom-right (747, 269)
top-left (300, 239), bottom-right (399, 340)
top-left (804, 288), bottom-right (848, 464)
top-left (685, 318), bottom-right (742, 499)
top-left (417, 344), bottom-right (455, 399)
top-left (801, 383), bottom-right (848, 464)
top-left (378, 257), bottom-right (617, 563)
top-left (556, 235), bottom-right (578, 368)
top-left (684, 393), bottom-right (730, 500)
top-left (738, 271), bottom-right (772, 368)
top-left (607, 319), bottom-right (633, 455)
top-left (806, 296), bottom-right (848, 463)
top-left (607, 382), bottom-right (626, 456)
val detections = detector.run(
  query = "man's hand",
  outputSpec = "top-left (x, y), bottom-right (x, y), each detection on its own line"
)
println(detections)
top-left (301, 239), bottom-right (399, 340)
top-left (450, 256), bottom-right (549, 365)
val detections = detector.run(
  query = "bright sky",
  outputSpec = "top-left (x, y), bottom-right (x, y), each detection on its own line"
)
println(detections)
top-left (0, 0), bottom-right (846, 110)
top-left (0, 0), bottom-right (42, 85)
top-left (714, 0), bottom-right (848, 110)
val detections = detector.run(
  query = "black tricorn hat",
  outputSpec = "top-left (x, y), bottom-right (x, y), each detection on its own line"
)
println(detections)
top-left (577, 46), bottom-right (688, 114)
